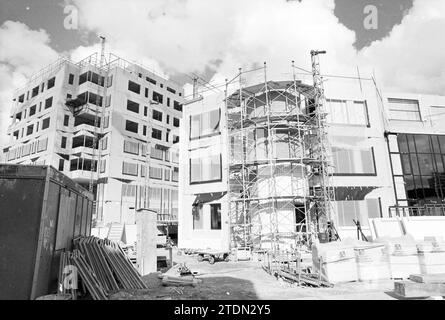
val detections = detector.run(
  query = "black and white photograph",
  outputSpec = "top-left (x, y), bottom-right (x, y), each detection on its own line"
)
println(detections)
top-left (0, 0), bottom-right (445, 308)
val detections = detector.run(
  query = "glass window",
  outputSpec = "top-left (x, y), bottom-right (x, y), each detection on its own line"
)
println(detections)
top-left (47, 77), bottom-right (55, 89)
top-left (326, 99), bottom-right (368, 126)
top-left (190, 109), bottom-right (221, 140)
top-left (153, 109), bottom-right (163, 122)
top-left (332, 146), bottom-right (375, 175)
top-left (388, 98), bottom-right (421, 121)
top-left (190, 154), bottom-right (221, 184)
top-left (123, 140), bottom-right (139, 155)
top-left (192, 205), bottom-right (203, 230)
top-left (152, 128), bottom-right (162, 140)
top-left (122, 161), bottom-right (138, 176)
top-left (210, 204), bottom-right (222, 230)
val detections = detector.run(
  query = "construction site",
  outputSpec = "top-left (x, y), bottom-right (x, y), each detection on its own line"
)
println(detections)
top-left (2, 44), bottom-right (445, 301)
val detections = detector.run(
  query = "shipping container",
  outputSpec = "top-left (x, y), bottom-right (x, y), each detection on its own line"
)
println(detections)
top-left (0, 165), bottom-right (94, 300)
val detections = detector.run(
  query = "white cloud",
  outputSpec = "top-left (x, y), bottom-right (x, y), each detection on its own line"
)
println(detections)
top-left (0, 21), bottom-right (59, 148)
top-left (358, 0), bottom-right (445, 94)
top-left (1, 0), bottom-right (445, 148)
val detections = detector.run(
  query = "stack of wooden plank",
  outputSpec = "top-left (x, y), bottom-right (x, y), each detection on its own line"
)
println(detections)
top-left (58, 236), bottom-right (148, 300)
top-left (394, 273), bottom-right (445, 298)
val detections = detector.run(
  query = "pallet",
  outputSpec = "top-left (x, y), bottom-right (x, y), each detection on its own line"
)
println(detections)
top-left (394, 281), bottom-right (445, 298)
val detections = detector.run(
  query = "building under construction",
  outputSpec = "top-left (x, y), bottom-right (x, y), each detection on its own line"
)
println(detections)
top-left (2, 49), bottom-right (184, 236)
top-left (178, 53), bottom-right (445, 254)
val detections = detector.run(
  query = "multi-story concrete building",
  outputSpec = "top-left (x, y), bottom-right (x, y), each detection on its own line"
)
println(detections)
top-left (2, 53), bottom-right (184, 230)
top-left (178, 67), bottom-right (445, 252)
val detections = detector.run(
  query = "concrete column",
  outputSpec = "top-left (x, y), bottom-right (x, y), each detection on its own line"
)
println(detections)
top-left (135, 208), bottom-right (157, 275)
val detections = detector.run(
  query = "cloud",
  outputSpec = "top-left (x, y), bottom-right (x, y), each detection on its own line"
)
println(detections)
top-left (358, 0), bottom-right (445, 94)
top-left (0, 21), bottom-right (59, 148)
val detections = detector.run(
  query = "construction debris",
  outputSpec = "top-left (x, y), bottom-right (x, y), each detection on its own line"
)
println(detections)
top-left (58, 236), bottom-right (148, 300)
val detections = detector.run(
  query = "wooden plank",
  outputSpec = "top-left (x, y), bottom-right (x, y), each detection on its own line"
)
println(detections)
top-left (394, 280), bottom-right (445, 298)
top-left (409, 274), bottom-right (445, 284)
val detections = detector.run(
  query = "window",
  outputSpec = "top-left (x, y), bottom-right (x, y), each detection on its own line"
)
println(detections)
top-left (32, 86), bottom-right (39, 98)
top-left (152, 128), bottom-right (162, 140)
top-left (210, 204), bottom-right (222, 230)
top-left (326, 99), bottom-right (369, 126)
top-left (42, 117), bottom-right (50, 130)
top-left (145, 88), bottom-right (149, 98)
top-left (47, 77), bottom-right (55, 89)
top-left (190, 109), bottom-right (221, 139)
top-left (146, 76), bottom-right (156, 85)
top-left (172, 167), bottom-right (179, 181)
top-left (153, 91), bottom-right (163, 104)
top-left (127, 99), bottom-right (140, 113)
top-left (151, 146), bottom-right (164, 160)
top-left (143, 125), bottom-right (147, 136)
top-left (173, 118), bottom-right (180, 127)
top-left (167, 87), bottom-right (176, 94)
top-left (164, 169), bottom-right (171, 181)
top-left (334, 199), bottom-right (380, 227)
top-left (389, 133), bottom-right (445, 206)
top-left (68, 74), bottom-right (74, 85)
top-left (166, 115), bottom-right (170, 124)
top-left (149, 166), bottom-right (163, 180)
top-left (331, 136), bottom-right (376, 175)
top-left (58, 159), bottom-right (64, 172)
top-left (100, 159), bottom-right (106, 173)
top-left (192, 204), bottom-right (204, 229)
top-left (37, 138), bottom-right (48, 152)
top-left (45, 97), bottom-right (53, 109)
top-left (190, 154), bottom-right (222, 184)
top-left (153, 109), bottom-right (163, 122)
top-left (174, 101), bottom-right (182, 112)
top-left (144, 106), bottom-right (148, 117)
top-left (125, 120), bottom-right (138, 133)
top-left (123, 140), bottom-right (139, 155)
top-left (128, 80), bottom-right (141, 94)
top-left (167, 97), bottom-right (171, 107)
top-left (18, 94), bottom-right (25, 103)
top-left (122, 161), bottom-right (138, 176)
top-left (29, 105), bottom-right (36, 116)
top-left (77, 92), bottom-right (103, 106)
top-left (388, 98), bottom-right (421, 121)
top-left (101, 136), bottom-right (108, 150)
top-left (26, 124), bottom-right (33, 136)
top-left (79, 71), bottom-right (104, 86)
top-left (173, 135), bottom-right (179, 144)
top-left (63, 115), bottom-right (70, 126)
top-left (61, 136), bottom-right (67, 149)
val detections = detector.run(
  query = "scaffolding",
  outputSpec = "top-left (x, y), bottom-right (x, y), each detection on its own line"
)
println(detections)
top-left (224, 53), bottom-right (335, 257)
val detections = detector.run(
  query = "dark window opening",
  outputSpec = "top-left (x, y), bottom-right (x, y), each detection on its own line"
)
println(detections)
top-left (64, 115), bottom-right (70, 126)
top-left (167, 87), bottom-right (176, 94)
top-left (42, 117), bottom-right (50, 130)
top-left (45, 97), bottom-right (53, 109)
top-left (153, 109), bottom-right (163, 122)
top-left (174, 101), bottom-right (182, 112)
top-left (61, 136), bottom-right (67, 149)
top-left (152, 128), bottom-right (162, 140)
top-left (173, 118), bottom-right (180, 127)
top-left (125, 120), bottom-right (139, 134)
top-left (127, 99), bottom-right (140, 113)
top-left (68, 73), bottom-right (75, 85)
top-left (146, 76), bottom-right (156, 85)
top-left (32, 86), bottom-right (39, 98)
top-left (29, 105), bottom-right (36, 116)
top-left (47, 77), bottom-right (55, 89)
top-left (58, 159), bottom-right (64, 172)
top-left (26, 124), bottom-right (33, 136)
top-left (153, 91), bottom-right (163, 104)
top-left (210, 203), bottom-right (222, 230)
top-left (128, 80), bottom-right (141, 94)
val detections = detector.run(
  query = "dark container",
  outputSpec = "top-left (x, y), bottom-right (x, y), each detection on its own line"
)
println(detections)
top-left (0, 165), bottom-right (94, 300)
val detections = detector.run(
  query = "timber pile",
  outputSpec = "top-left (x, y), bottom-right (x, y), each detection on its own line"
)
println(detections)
top-left (262, 265), bottom-right (333, 288)
top-left (58, 236), bottom-right (148, 300)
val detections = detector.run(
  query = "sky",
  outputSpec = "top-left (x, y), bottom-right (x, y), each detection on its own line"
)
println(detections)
top-left (1, 0), bottom-right (444, 148)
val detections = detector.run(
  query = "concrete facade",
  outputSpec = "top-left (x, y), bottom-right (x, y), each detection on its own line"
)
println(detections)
top-left (2, 54), bottom-right (184, 227)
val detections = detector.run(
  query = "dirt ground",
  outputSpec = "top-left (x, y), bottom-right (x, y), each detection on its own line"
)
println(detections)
top-left (109, 249), bottom-right (404, 300)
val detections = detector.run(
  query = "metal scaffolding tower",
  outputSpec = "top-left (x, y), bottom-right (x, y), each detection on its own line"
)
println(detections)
top-left (224, 52), bottom-right (335, 256)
